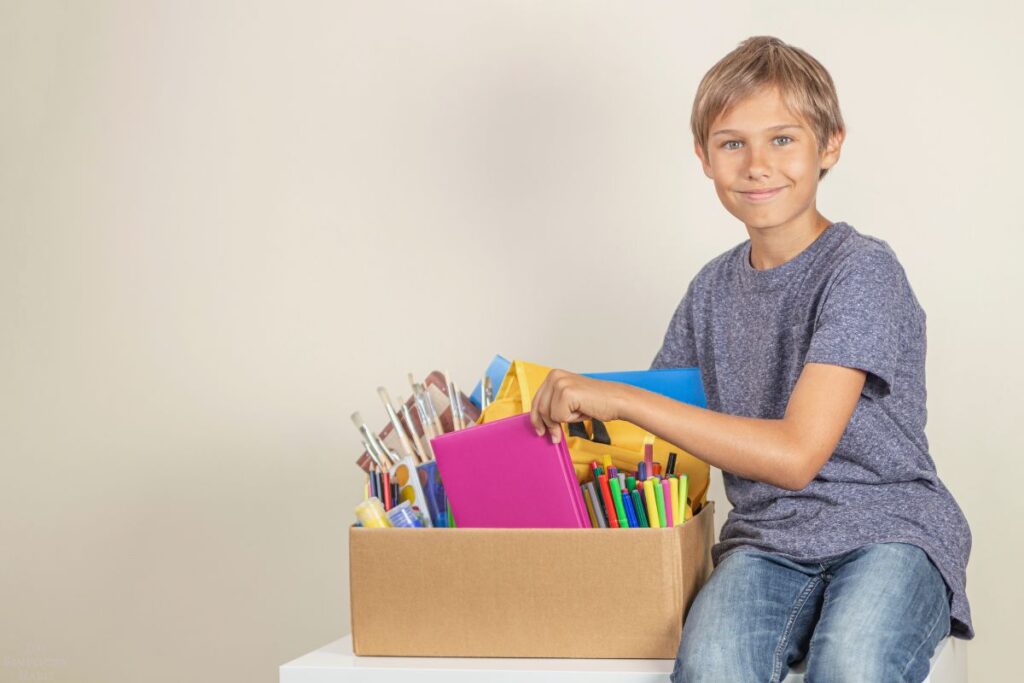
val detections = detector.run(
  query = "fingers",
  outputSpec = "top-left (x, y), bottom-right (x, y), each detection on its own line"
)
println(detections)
top-left (530, 379), bottom-right (547, 436)
top-left (531, 370), bottom-right (564, 443)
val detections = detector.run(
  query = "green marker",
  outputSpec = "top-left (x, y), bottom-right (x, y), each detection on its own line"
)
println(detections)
top-left (626, 475), bottom-right (637, 492)
top-left (632, 490), bottom-right (649, 528)
top-left (609, 478), bottom-right (629, 528)
top-left (654, 481), bottom-right (667, 528)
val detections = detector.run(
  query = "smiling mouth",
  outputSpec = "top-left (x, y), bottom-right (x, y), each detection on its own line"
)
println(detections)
top-left (740, 187), bottom-right (785, 201)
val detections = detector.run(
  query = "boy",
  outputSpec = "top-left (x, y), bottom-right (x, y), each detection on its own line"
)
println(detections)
top-left (528, 36), bottom-right (972, 682)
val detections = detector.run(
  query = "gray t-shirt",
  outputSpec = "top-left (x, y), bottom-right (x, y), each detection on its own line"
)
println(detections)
top-left (650, 221), bottom-right (973, 639)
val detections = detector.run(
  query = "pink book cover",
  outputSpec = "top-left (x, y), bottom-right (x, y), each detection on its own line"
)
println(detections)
top-left (431, 412), bottom-right (592, 529)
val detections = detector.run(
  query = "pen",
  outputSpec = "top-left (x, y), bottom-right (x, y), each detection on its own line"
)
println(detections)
top-left (667, 452), bottom-right (678, 477)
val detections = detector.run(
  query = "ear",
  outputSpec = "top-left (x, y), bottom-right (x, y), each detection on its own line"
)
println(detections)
top-left (819, 128), bottom-right (845, 173)
top-left (695, 139), bottom-right (713, 179)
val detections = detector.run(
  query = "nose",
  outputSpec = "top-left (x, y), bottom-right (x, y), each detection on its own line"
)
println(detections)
top-left (745, 143), bottom-right (772, 180)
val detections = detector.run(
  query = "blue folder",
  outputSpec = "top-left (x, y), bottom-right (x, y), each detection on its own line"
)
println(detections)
top-left (582, 368), bottom-right (706, 408)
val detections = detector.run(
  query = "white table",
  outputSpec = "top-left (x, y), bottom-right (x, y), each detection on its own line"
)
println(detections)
top-left (281, 635), bottom-right (965, 682)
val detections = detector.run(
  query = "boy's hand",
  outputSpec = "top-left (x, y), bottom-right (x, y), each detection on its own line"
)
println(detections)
top-left (529, 369), bottom-right (629, 443)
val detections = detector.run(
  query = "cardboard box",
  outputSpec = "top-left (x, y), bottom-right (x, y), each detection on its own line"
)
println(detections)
top-left (349, 501), bottom-right (714, 659)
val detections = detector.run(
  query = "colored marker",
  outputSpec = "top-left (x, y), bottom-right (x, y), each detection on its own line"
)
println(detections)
top-left (643, 479), bottom-right (660, 528)
top-left (662, 478), bottom-right (674, 527)
top-left (644, 442), bottom-right (654, 478)
top-left (598, 473), bottom-right (619, 529)
top-left (654, 479), bottom-right (666, 528)
top-left (626, 476), bottom-right (636, 492)
top-left (667, 452), bottom-right (678, 476)
top-left (583, 484), bottom-right (599, 527)
top-left (382, 470), bottom-right (392, 510)
top-left (585, 481), bottom-right (607, 528)
top-left (621, 489), bottom-right (638, 528)
top-left (609, 478), bottom-right (628, 528)
top-left (617, 473), bottom-right (626, 492)
top-left (670, 476), bottom-right (681, 527)
top-left (679, 474), bottom-right (689, 522)
top-left (632, 490), bottom-right (649, 527)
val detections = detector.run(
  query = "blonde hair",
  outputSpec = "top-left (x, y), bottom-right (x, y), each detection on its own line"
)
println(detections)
top-left (691, 36), bottom-right (845, 180)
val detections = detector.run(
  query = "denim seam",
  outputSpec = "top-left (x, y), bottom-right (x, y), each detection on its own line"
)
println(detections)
top-left (771, 576), bottom-right (820, 682)
top-left (898, 595), bottom-right (948, 681)
top-left (803, 574), bottom-right (836, 682)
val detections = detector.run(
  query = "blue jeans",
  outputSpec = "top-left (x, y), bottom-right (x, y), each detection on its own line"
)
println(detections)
top-left (671, 542), bottom-right (951, 683)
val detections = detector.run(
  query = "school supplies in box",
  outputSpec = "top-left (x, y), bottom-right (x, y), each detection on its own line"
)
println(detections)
top-left (432, 412), bottom-right (591, 528)
top-left (580, 453), bottom-right (693, 529)
top-left (477, 359), bottom-right (711, 508)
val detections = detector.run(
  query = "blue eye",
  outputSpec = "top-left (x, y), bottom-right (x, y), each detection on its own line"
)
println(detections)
top-left (722, 140), bottom-right (742, 150)
top-left (773, 136), bottom-right (793, 145)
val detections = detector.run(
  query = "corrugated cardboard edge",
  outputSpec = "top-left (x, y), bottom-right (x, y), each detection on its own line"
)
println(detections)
top-left (679, 501), bottom-right (715, 623)
top-left (350, 502), bottom-right (716, 659)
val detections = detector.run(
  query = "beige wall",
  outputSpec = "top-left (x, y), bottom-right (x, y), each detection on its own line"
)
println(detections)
top-left (1, 1), bottom-right (1020, 681)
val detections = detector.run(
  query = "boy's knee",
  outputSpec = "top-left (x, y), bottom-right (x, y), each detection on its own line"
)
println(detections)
top-left (806, 636), bottom-right (931, 683)
top-left (671, 638), bottom-right (769, 683)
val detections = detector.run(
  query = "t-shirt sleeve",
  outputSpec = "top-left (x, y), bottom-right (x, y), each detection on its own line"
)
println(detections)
top-left (804, 248), bottom-right (907, 399)
top-left (650, 279), bottom-right (699, 370)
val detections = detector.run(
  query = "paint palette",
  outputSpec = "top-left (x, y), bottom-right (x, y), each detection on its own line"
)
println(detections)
top-left (389, 455), bottom-right (434, 527)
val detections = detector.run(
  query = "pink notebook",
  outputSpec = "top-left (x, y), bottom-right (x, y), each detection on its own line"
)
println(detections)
top-left (432, 413), bottom-right (591, 528)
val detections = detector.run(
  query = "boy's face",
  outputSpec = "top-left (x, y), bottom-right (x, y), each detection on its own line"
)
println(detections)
top-left (696, 87), bottom-right (843, 233)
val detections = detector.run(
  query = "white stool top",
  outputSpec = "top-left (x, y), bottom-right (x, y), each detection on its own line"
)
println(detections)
top-left (280, 634), bottom-right (964, 683)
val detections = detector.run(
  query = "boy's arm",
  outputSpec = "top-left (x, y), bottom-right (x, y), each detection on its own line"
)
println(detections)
top-left (617, 362), bottom-right (865, 490)
top-left (529, 363), bottom-right (866, 491)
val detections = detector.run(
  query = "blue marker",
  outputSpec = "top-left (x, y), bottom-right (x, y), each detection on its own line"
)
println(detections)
top-left (621, 490), bottom-right (638, 528)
